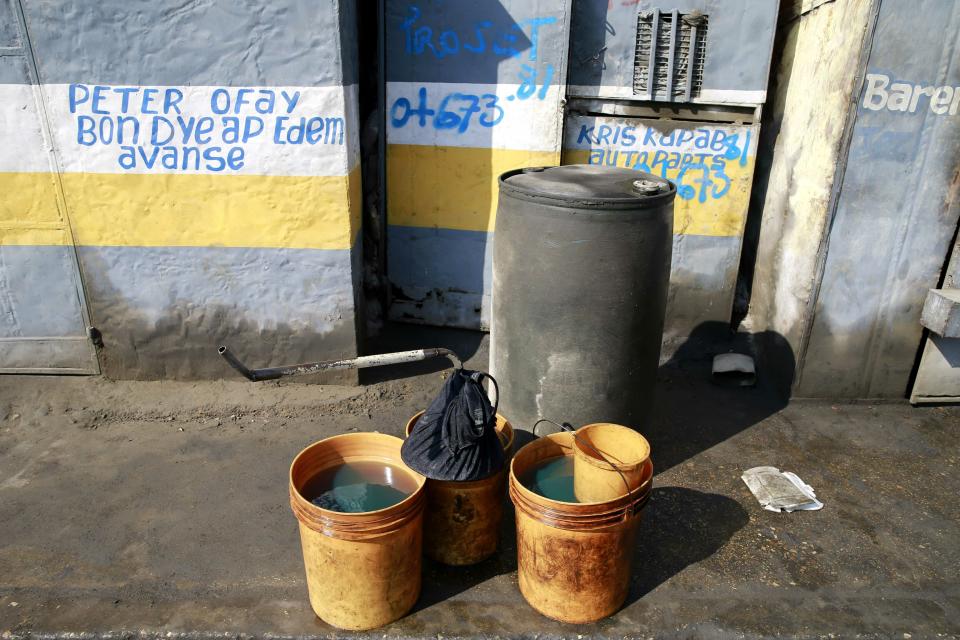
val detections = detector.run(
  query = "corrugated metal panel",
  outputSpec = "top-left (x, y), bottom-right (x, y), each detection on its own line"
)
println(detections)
top-left (3, 0), bottom-right (364, 379)
top-left (796, 0), bottom-right (960, 398)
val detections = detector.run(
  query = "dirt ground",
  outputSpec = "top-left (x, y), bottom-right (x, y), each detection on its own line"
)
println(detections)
top-left (1, 328), bottom-right (959, 639)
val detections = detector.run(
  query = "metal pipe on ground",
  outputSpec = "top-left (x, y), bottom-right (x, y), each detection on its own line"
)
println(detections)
top-left (217, 346), bottom-right (463, 382)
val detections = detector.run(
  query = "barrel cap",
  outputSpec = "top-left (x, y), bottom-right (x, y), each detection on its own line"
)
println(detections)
top-left (500, 165), bottom-right (676, 208)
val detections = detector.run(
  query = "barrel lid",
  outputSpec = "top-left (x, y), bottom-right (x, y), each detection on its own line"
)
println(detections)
top-left (500, 165), bottom-right (675, 207)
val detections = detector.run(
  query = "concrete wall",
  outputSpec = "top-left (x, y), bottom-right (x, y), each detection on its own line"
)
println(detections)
top-left (746, 0), bottom-right (876, 394)
top-left (912, 232), bottom-right (960, 403)
top-left (384, 0), bottom-right (572, 329)
top-left (1, 0), bottom-right (362, 379)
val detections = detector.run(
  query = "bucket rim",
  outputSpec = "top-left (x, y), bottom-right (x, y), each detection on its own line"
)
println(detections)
top-left (289, 432), bottom-right (426, 521)
top-left (509, 431), bottom-right (653, 513)
top-left (509, 481), bottom-right (651, 530)
top-left (510, 455), bottom-right (653, 510)
top-left (573, 422), bottom-right (651, 471)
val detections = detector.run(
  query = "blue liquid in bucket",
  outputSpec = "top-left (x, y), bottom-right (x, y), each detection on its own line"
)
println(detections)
top-left (524, 456), bottom-right (579, 503)
top-left (303, 461), bottom-right (417, 513)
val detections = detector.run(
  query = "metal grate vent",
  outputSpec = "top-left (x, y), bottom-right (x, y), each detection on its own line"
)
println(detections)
top-left (633, 9), bottom-right (708, 101)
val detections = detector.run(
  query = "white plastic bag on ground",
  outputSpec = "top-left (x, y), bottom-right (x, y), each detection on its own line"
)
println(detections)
top-left (741, 466), bottom-right (823, 512)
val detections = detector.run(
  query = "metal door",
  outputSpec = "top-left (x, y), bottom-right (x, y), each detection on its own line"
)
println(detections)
top-left (384, 0), bottom-right (573, 329)
top-left (0, 0), bottom-right (98, 373)
top-left (795, 0), bottom-right (960, 398)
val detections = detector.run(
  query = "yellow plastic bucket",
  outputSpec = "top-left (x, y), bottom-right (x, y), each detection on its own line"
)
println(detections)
top-left (405, 411), bottom-right (514, 565)
top-left (573, 423), bottom-right (651, 503)
top-left (289, 433), bottom-right (426, 630)
top-left (509, 432), bottom-right (652, 623)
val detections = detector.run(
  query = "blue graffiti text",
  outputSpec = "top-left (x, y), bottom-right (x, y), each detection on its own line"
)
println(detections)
top-left (588, 149), bottom-right (734, 203)
top-left (67, 83), bottom-right (342, 172)
top-left (401, 6), bottom-right (556, 62)
top-left (391, 87), bottom-right (504, 133)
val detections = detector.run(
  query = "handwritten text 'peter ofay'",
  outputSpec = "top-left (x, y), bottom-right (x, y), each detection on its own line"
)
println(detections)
top-left (68, 84), bottom-right (345, 172)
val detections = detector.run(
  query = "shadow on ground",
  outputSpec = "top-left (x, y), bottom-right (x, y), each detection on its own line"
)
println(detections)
top-left (414, 487), bottom-right (749, 617)
top-left (626, 487), bottom-right (749, 604)
top-left (650, 321), bottom-right (795, 473)
top-left (413, 492), bottom-right (520, 613)
top-left (509, 320), bottom-right (796, 473)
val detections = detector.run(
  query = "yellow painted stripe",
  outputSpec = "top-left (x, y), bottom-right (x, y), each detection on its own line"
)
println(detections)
top-left (0, 226), bottom-right (72, 247)
top-left (0, 171), bottom-right (71, 246)
top-left (387, 144), bottom-right (559, 233)
top-left (0, 172), bottom-right (65, 227)
top-left (561, 150), bottom-right (754, 238)
top-left (0, 169), bottom-right (360, 250)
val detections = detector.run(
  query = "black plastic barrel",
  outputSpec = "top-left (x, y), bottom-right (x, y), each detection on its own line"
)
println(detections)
top-left (491, 165), bottom-right (675, 433)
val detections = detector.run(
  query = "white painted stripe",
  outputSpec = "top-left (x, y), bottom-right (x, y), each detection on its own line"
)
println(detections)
top-left (0, 84), bottom-right (58, 173)
top-left (386, 81), bottom-right (563, 151)
top-left (1, 84), bottom-right (359, 176)
top-left (566, 84), bottom-right (767, 106)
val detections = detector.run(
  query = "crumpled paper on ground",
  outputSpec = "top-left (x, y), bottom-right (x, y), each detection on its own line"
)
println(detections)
top-left (741, 466), bottom-right (823, 512)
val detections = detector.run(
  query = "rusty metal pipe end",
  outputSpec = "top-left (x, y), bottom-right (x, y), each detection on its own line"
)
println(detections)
top-left (218, 345), bottom-right (262, 381)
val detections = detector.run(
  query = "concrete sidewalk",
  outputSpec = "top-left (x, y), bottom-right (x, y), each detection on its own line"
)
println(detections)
top-left (1, 332), bottom-right (958, 639)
